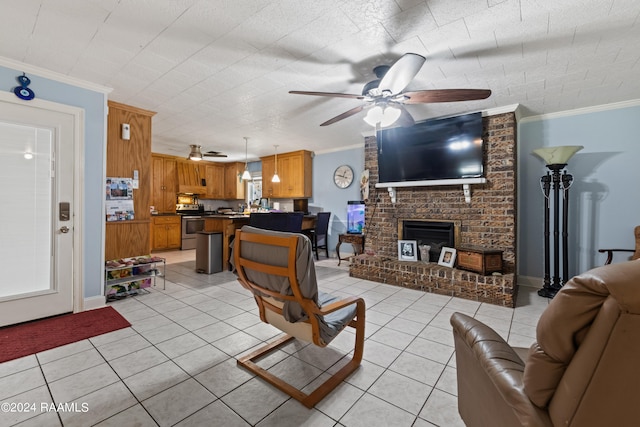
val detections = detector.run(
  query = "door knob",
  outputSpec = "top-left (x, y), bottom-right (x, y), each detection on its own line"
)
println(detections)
top-left (60, 226), bottom-right (70, 233)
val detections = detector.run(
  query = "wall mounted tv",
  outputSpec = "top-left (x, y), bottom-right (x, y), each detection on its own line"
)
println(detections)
top-left (376, 112), bottom-right (484, 186)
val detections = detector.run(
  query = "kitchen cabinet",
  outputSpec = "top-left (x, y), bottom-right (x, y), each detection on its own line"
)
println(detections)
top-left (205, 163), bottom-right (225, 199)
top-left (260, 150), bottom-right (312, 198)
top-left (105, 101), bottom-right (155, 260)
top-left (224, 162), bottom-right (246, 200)
top-left (151, 155), bottom-right (177, 213)
top-left (151, 215), bottom-right (181, 250)
top-left (177, 160), bottom-right (207, 194)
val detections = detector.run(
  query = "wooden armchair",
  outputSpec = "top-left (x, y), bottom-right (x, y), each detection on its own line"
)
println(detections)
top-left (598, 225), bottom-right (640, 264)
top-left (232, 226), bottom-right (365, 408)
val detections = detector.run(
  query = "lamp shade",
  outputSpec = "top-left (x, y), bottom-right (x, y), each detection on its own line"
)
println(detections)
top-left (532, 145), bottom-right (583, 165)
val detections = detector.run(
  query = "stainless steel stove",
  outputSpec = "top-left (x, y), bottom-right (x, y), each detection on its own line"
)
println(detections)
top-left (176, 204), bottom-right (204, 250)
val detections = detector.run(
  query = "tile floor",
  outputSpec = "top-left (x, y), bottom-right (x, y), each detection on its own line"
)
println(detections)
top-left (0, 251), bottom-right (549, 427)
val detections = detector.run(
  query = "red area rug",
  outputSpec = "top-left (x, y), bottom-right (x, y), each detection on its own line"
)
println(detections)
top-left (0, 306), bottom-right (131, 363)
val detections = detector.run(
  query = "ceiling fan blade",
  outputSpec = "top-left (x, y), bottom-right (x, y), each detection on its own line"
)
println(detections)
top-left (402, 89), bottom-right (492, 104)
top-left (289, 90), bottom-right (365, 100)
top-left (320, 105), bottom-right (366, 126)
top-left (378, 53), bottom-right (426, 95)
top-left (203, 153), bottom-right (227, 158)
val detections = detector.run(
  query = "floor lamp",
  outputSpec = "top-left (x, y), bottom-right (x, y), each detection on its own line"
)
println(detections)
top-left (532, 145), bottom-right (583, 298)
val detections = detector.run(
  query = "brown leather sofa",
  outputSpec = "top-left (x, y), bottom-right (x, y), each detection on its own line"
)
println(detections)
top-left (451, 260), bottom-right (640, 427)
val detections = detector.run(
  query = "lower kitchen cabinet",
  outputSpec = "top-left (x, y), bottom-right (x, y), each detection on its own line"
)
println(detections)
top-left (151, 216), bottom-right (181, 250)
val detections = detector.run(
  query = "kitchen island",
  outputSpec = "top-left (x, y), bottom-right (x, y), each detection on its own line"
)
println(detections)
top-left (202, 213), bottom-right (318, 271)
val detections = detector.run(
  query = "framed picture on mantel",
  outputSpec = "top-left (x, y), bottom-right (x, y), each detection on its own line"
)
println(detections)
top-left (438, 247), bottom-right (457, 268)
top-left (398, 240), bottom-right (418, 261)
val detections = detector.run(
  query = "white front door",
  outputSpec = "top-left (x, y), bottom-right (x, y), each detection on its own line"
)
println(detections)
top-left (0, 95), bottom-right (78, 327)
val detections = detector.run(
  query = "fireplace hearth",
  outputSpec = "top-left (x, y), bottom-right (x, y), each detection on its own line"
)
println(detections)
top-left (399, 219), bottom-right (460, 261)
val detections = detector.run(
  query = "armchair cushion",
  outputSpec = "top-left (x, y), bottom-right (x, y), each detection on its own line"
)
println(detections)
top-left (234, 225), bottom-right (356, 344)
top-left (232, 225), bottom-right (317, 322)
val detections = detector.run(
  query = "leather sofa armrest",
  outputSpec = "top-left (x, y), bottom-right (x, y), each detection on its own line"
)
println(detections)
top-left (451, 312), bottom-right (551, 427)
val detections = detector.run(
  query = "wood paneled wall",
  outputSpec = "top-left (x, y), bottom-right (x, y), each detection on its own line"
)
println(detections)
top-left (105, 101), bottom-right (156, 260)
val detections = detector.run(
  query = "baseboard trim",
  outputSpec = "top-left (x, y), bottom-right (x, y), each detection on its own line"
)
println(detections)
top-left (517, 275), bottom-right (542, 289)
top-left (83, 295), bottom-right (106, 311)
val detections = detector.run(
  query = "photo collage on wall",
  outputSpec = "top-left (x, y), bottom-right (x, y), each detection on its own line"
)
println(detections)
top-left (106, 177), bottom-right (134, 221)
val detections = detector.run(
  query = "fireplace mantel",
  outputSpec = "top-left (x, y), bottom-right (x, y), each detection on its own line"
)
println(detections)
top-left (376, 177), bottom-right (487, 203)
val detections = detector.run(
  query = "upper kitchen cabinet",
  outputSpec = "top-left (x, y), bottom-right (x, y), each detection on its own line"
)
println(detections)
top-left (151, 154), bottom-right (177, 213)
top-left (224, 162), bottom-right (246, 200)
top-left (204, 163), bottom-right (225, 199)
top-left (105, 101), bottom-right (156, 260)
top-left (177, 160), bottom-right (207, 194)
top-left (260, 150), bottom-right (312, 198)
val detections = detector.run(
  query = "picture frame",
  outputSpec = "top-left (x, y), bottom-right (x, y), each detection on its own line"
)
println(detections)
top-left (438, 247), bottom-right (457, 268)
top-left (398, 240), bottom-right (418, 261)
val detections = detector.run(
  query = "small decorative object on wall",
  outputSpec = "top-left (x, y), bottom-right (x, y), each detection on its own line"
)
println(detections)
top-left (398, 240), bottom-right (418, 261)
top-left (360, 169), bottom-right (370, 201)
top-left (438, 247), bottom-right (457, 268)
top-left (14, 73), bottom-right (35, 100)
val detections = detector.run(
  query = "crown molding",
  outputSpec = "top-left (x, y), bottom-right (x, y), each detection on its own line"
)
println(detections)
top-left (0, 56), bottom-right (112, 94)
top-left (519, 99), bottom-right (640, 123)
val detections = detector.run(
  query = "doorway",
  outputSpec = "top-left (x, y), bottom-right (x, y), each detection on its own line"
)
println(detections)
top-left (0, 93), bottom-right (83, 327)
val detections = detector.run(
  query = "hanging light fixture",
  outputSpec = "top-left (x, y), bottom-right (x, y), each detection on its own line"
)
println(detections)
top-left (272, 144), bottom-right (280, 183)
top-left (241, 137), bottom-right (252, 180)
top-left (188, 144), bottom-right (203, 161)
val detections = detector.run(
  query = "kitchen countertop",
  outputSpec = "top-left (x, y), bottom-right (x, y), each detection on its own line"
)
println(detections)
top-left (151, 212), bottom-right (249, 218)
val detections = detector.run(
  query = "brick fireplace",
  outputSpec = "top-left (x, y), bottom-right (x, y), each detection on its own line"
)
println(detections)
top-left (350, 111), bottom-right (518, 307)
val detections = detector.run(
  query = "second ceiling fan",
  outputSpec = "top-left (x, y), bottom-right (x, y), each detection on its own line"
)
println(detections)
top-left (289, 53), bottom-right (491, 127)
top-left (187, 144), bottom-right (227, 161)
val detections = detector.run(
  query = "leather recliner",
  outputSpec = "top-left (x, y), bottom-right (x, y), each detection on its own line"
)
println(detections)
top-left (451, 260), bottom-right (640, 427)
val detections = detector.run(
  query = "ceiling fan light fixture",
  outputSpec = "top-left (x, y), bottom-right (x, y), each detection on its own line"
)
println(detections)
top-left (381, 106), bottom-right (401, 127)
top-left (189, 144), bottom-right (203, 161)
top-left (364, 105), bottom-right (401, 127)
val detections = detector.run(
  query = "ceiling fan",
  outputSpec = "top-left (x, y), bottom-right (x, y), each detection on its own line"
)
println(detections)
top-left (289, 53), bottom-right (491, 127)
top-left (187, 144), bottom-right (227, 161)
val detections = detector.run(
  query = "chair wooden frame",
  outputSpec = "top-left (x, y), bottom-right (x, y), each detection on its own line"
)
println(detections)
top-left (233, 229), bottom-right (365, 408)
top-left (598, 225), bottom-right (640, 265)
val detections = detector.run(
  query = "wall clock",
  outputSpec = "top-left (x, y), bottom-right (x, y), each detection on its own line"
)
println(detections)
top-left (333, 164), bottom-right (354, 189)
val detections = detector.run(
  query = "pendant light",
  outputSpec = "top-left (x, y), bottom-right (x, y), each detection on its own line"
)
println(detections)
top-left (272, 144), bottom-right (280, 183)
top-left (241, 137), bottom-right (252, 181)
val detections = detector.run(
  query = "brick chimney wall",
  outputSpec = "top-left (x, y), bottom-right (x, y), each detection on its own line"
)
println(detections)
top-left (352, 112), bottom-right (518, 306)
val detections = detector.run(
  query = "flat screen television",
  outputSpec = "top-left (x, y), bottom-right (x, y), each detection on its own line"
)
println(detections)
top-left (376, 112), bottom-right (484, 185)
top-left (347, 201), bottom-right (365, 234)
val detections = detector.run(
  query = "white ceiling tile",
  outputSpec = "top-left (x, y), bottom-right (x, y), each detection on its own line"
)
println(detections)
top-left (427, 0), bottom-right (492, 27)
top-left (1, 0), bottom-right (640, 158)
top-left (382, 2), bottom-right (437, 43)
